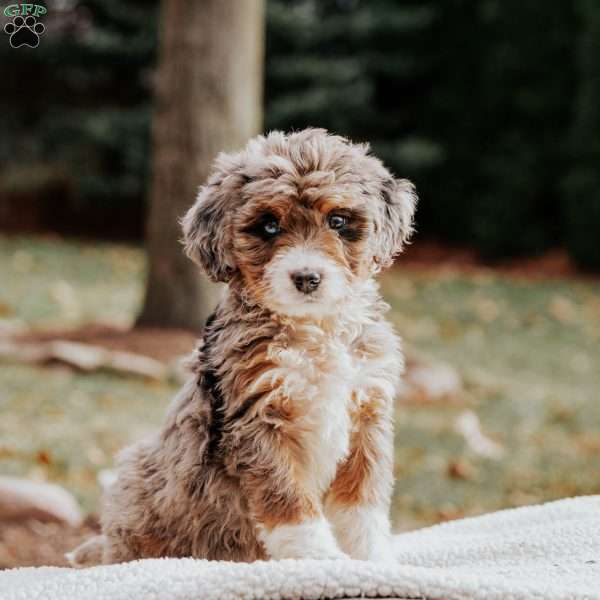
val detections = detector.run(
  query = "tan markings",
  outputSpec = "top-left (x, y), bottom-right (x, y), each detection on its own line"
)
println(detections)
top-left (134, 534), bottom-right (166, 558)
top-left (314, 196), bottom-right (362, 213)
top-left (328, 399), bottom-right (380, 506)
top-left (229, 345), bottom-right (275, 401)
top-left (313, 196), bottom-right (343, 214)
top-left (238, 393), bottom-right (319, 531)
top-left (353, 336), bottom-right (386, 361)
top-left (262, 398), bottom-right (301, 425)
top-left (251, 481), bottom-right (319, 530)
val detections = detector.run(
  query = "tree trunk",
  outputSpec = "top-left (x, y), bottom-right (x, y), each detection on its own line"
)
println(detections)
top-left (138, 0), bottom-right (264, 330)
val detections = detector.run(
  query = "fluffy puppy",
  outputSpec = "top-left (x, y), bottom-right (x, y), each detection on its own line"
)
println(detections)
top-left (71, 128), bottom-right (417, 565)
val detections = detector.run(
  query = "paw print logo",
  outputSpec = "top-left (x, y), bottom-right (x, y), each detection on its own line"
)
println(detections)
top-left (4, 15), bottom-right (45, 48)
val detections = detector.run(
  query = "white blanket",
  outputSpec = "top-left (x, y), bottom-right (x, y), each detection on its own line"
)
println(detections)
top-left (1, 496), bottom-right (599, 600)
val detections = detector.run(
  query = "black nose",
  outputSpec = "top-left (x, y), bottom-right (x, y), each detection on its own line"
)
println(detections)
top-left (291, 270), bottom-right (321, 294)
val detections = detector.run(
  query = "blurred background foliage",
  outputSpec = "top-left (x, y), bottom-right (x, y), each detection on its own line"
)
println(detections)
top-left (1, 0), bottom-right (599, 267)
top-left (1, 1), bottom-right (600, 566)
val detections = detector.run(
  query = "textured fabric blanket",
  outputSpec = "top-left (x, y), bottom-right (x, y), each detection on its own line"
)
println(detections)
top-left (1, 496), bottom-right (599, 600)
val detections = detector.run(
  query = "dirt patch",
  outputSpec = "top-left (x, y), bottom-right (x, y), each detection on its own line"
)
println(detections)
top-left (0, 516), bottom-right (99, 569)
top-left (16, 325), bottom-right (199, 362)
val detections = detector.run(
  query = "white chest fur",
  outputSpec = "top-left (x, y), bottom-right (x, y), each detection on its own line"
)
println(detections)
top-left (259, 312), bottom-right (400, 561)
top-left (268, 323), bottom-right (365, 496)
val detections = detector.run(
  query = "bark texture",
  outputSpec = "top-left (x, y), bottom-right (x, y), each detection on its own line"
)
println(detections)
top-left (138, 0), bottom-right (265, 329)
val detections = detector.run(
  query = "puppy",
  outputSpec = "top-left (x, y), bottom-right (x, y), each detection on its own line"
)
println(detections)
top-left (71, 128), bottom-right (417, 565)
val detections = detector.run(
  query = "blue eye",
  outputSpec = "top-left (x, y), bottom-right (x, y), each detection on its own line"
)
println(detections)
top-left (328, 214), bottom-right (347, 230)
top-left (263, 220), bottom-right (280, 236)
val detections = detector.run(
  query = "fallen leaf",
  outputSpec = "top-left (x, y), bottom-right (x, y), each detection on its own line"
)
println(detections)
top-left (36, 450), bottom-right (52, 466)
top-left (447, 459), bottom-right (477, 480)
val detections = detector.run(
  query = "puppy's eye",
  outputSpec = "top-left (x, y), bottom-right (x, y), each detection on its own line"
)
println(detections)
top-left (328, 214), bottom-right (347, 230)
top-left (243, 214), bottom-right (281, 240)
top-left (263, 220), bottom-right (280, 236)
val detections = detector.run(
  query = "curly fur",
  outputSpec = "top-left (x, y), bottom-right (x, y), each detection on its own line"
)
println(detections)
top-left (70, 129), bottom-right (417, 566)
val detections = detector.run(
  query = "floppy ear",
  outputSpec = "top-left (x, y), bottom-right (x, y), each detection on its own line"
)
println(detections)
top-left (372, 177), bottom-right (417, 270)
top-left (181, 175), bottom-right (238, 283)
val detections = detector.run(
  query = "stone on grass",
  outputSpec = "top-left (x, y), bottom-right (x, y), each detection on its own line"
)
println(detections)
top-left (0, 476), bottom-right (83, 527)
top-left (399, 354), bottom-right (463, 404)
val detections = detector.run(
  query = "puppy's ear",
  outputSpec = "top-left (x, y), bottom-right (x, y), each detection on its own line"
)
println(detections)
top-left (372, 177), bottom-right (417, 270)
top-left (182, 174), bottom-right (238, 283)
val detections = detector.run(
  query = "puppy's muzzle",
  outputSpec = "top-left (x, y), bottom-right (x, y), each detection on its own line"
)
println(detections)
top-left (291, 270), bottom-right (321, 294)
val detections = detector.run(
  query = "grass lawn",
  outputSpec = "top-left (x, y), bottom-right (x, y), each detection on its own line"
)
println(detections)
top-left (1, 234), bottom-right (599, 528)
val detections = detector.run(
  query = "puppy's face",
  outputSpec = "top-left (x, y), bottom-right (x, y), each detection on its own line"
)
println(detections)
top-left (232, 190), bottom-right (371, 317)
top-left (183, 130), bottom-right (416, 319)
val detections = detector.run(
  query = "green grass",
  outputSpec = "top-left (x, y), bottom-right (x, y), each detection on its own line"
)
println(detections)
top-left (1, 235), bottom-right (599, 525)
top-left (0, 235), bottom-right (145, 330)
top-left (0, 236), bottom-right (166, 510)
top-left (382, 270), bottom-right (600, 527)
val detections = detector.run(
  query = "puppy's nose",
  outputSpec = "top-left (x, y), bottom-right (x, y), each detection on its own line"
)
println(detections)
top-left (291, 270), bottom-right (321, 294)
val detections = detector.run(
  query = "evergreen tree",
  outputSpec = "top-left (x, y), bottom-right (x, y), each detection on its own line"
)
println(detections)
top-left (266, 0), bottom-right (583, 261)
top-left (0, 0), bottom-right (157, 236)
top-left (2, 0), bottom-right (599, 269)
top-left (471, 0), bottom-right (577, 258)
top-left (266, 0), bottom-right (442, 235)
top-left (563, 0), bottom-right (600, 269)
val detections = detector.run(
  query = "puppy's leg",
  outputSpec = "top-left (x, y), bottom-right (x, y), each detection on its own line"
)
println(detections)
top-left (66, 535), bottom-right (106, 568)
top-left (236, 422), bottom-right (346, 560)
top-left (325, 393), bottom-right (395, 562)
top-left (101, 527), bottom-right (143, 564)
top-left (67, 532), bottom-right (138, 566)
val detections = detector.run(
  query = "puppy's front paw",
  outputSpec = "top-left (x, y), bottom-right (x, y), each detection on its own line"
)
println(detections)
top-left (328, 506), bottom-right (396, 562)
top-left (260, 518), bottom-right (349, 560)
